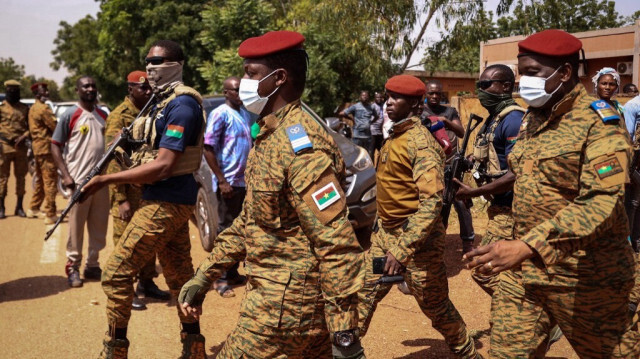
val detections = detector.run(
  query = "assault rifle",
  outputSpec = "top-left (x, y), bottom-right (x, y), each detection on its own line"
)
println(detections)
top-left (44, 94), bottom-right (156, 241)
top-left (629, 149), bottom-right (640, 253)
top-left (441, 113), bottom-right (483, 225)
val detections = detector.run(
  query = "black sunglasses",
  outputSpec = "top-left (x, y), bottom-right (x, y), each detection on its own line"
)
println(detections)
top-left (145, 56), bottom-right (167, 65)
top-left (476, 79), bottom-right (507, 90)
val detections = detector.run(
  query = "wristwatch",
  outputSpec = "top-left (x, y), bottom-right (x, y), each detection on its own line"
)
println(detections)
top-left (333, 329), bottom-right (356, 348)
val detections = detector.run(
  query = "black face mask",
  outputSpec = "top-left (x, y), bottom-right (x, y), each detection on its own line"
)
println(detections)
top-left (477, 89), bottom-right (514, 115)
top-left (5, 90), bottom-right (20, 104)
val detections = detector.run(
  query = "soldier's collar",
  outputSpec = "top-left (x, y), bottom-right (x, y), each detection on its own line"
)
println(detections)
top-left (257, 99), bottom-right (301, 138)
top-left (550, 83), bottom-right (585, 117)
top-left (389, 116), bottom-right (417, 137)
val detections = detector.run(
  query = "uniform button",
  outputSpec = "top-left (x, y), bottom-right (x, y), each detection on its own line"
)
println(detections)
top-left (332, 221), bottom-right (339, 229)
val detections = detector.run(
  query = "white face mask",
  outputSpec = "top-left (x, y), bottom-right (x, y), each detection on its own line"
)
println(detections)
top-left (239, 70), bottom-right (280, 115)
top-left (519, 66), bottom-right (563, 108)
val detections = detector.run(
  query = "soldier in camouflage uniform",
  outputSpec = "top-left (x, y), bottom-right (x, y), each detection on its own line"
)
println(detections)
top-left (27, 82), bottom-right (59, 223)
top-left (179, 31), bottom-right (366, 359)
top-left (81, 41), bottom-right (206, 359)
top-left (104, 71), bottom-right (169, 311)
top-left (464, 30), bottom-right (640, 358)
top-left (356, 75), bottom-right (479, 359)
top-left (0, 79), bottom-right (29, 218)
top-left (454, 65), bottom-right (524, 296)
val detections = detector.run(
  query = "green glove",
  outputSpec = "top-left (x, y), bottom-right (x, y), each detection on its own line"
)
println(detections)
top-left (178, 269), bottom-right (212, 307)
top-left (250, 122), bottom-right (260, 140)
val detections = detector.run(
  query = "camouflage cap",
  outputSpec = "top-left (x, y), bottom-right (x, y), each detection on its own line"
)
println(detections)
top-left (4, 79), bottom-right (21, 87)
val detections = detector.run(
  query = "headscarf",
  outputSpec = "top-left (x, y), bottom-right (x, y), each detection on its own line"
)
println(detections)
top-left (592, 67), bottom-right (620, 96)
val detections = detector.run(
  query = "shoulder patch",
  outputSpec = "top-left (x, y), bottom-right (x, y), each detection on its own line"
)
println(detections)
top-left (286, 124), bottom-right (313, 154)
top-left (590, 100), bottom-right (620, 123)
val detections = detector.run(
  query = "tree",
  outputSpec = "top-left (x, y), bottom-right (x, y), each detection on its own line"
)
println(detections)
top-left (1, 57), bottom-right (61, 100)
top-left (422, 9), bottom-right (497, 74)
top-left (52, 2), bottom-right (208, 106)
top-left (422, 0), bottom-right (631, 74)
top-left (0, 57), bottom-right (26, 84)
top-left (496, 0), bottom-right (623, 36)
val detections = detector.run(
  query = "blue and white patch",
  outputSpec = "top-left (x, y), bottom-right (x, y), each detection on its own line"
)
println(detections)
top-left (590, 100), bottom-right (620, 123)
top-left (286, 124), bottom-right (313, 153)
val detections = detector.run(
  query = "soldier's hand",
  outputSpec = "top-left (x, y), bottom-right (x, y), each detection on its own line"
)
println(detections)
top-left (219, 181), bottom-right (233, 199)
top-left (118, 201), bottom-right (132, 221)
top-left (62, 175), bottom-right (76, 192)
top-left (384, 251), bottom-right (404, 276)
top-left (463, 240), bottom-right (535, 274)
top-left (454, 178), bottom-right (476, 200)
top-left (178, 270), bottom-right (212, 320)
top-left (80, 175), bottom-right (107, 201)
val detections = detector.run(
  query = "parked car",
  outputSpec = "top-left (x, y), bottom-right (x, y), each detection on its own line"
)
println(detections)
top-left (192, 96), bottom-right (377, 251)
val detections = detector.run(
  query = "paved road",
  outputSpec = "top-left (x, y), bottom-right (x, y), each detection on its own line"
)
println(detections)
top-left (0, 175), bottom-right (576, 358)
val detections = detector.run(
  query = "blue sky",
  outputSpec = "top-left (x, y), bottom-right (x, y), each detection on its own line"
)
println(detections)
top-left (0, 0), bottom-right (638, 85)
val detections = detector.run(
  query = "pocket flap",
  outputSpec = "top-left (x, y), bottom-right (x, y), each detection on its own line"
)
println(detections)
top-left (246, 265), bottom-right (291, 285)
top-left (289, 154), bottom-right (332, 194)
top-left (537, 144), bottom-right (581, 160)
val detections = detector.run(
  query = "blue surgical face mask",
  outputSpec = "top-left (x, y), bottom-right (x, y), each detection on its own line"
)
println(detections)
top-left (238, 70), bottom-right (280, 115)
top-left (519, 66), bottom-right (563, 108)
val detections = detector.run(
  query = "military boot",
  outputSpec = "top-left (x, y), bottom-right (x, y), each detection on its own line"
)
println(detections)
top-left (180, 332), bottom-right (206, 359)
top-left (98, 337), bottom-right (129, 359)
top-left (0, 197), bottom-right (5, 219)
top-left (14, 196), bottom-right (26, 217)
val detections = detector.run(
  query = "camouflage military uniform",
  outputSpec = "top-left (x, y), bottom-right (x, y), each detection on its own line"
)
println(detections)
top-left (196, 100), bottom-right (364, 358)
top-left (0, 100), bottom-right (29, 198)
top-left (27, 99), bottom-right (58, 217)
top-left (357, 117), bottom-right (477, 358)
top-left (101, 86), bottom-right (204, 329)
top-left (104, 96), bottom-right (155, 280)
top-left (491, 84), bottom-right (640, 357)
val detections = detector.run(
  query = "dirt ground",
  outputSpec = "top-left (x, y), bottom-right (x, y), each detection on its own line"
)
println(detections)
top-left (0, 175), bottom-right (578, 358)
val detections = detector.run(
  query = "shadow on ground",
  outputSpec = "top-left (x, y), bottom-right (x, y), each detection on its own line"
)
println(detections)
top-left (395, 338), bottom-right (452, 358)
top-left (444, 233), bottom-right (484, 278)
top-left (0, 275), bottom-right (68, 303)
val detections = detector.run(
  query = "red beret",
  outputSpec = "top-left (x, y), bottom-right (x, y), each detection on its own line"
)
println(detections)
top-left (385, 75), bottom-right (426, 97)
top-left (30, 82), bottom-right (47, 92)
top-left (518, 29), bottom-right (582, 57)
top-left (127, 71), bottom-right (148, 84)
top-left (238, 31), bottom-right (305, 59)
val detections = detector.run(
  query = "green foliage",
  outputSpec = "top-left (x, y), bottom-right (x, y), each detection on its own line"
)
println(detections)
top-left (0, 57), bottom-right (61, 100)
top-left (423, 0), bottom-right (634, 74)
top-left (496, 0), bottom-right (623, 36)
top-left (422, 9), bottom-right (497, 74)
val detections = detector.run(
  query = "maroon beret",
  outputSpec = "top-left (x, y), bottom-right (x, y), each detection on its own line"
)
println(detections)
top-left (518, 29), bottom-right (582, 57)
top-left (30, 82), bottom-right (47, 92)
top-left (385, 75), bottom-right (426, 97)
top-left (238, 31), bottom-right (305, 59)
top-left (127, 70), bottom-right (148, 84)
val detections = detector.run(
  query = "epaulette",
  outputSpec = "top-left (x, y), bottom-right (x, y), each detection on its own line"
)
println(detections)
top-left (286, 123), bottom-right (313, 154)
top-left (590, 100), bottom-right (620, 123)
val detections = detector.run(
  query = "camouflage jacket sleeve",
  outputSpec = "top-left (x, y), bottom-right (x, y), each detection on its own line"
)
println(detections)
top-left (198, 204), bottom-right (248, 281)
top-left (388, 131), bottom-right (445, 264)
top-left (104, 110), bottom-right (131, 203)
top-left (521, 120), bottom-right (631, 267)
top-left (288, 150), bottom-right (364, 333)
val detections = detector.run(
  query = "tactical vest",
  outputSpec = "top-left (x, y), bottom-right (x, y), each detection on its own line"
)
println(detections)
top-left (129, 84), bottom-right (205, 176)
top-left (472, 105), bottom-right (525, 179)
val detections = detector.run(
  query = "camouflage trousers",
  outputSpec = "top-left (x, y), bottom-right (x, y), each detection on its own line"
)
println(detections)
top-left (630, 253), bottom-right (640, 307)
top-left (0, 149), bottom-right (27, 197)
top-left (102, 200), bottom-right (196, 328)
top-left (490, 268), bottom-right (640, 358)
top-left (217, 304), bottom-right (332, 358)
top-left (357, 223), bottom-right (477, 358)
top-left (471, 205), bottom-right (513, 297)
top-left (29, 154), bottom-right (58, 217)
top-left (111, 214), bottom-right (157, 282)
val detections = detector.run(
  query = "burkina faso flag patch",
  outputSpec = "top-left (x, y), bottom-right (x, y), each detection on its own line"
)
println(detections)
top-left (166, 124), bottom-right (184, 139)
top-left (312, 182), bottom-right (341, 211)
top-left (594, 156), bottom-right (623, 179)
